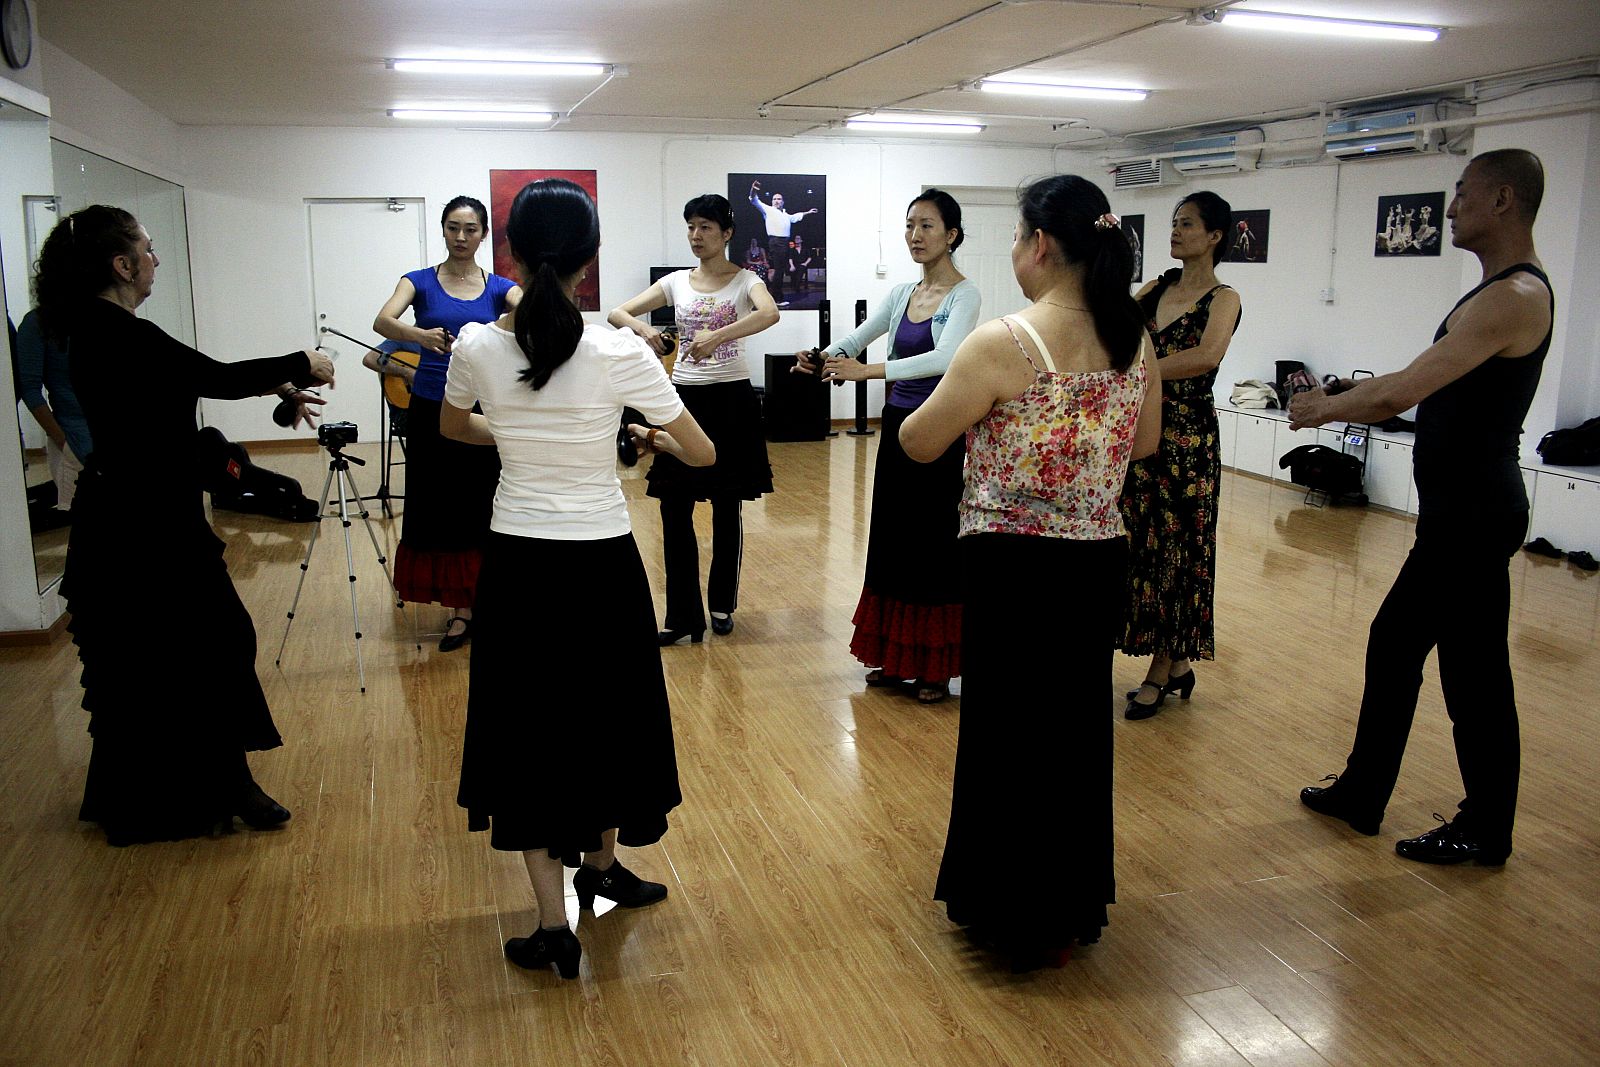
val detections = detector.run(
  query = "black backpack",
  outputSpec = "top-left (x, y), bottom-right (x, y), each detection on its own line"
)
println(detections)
top-left (1279, 443), bottom-right (1366, 502)
top-left (196, 426), bottom-right (319, 521)
top-left (1536, 416), bottom-right (1600, 467)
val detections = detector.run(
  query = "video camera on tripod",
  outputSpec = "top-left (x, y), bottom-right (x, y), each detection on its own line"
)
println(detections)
top-left (317, 420), bottom-right (359, 450)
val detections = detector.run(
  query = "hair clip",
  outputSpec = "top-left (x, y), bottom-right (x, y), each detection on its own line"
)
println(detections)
top-left (1094, 212), bottom-right (1121, 231)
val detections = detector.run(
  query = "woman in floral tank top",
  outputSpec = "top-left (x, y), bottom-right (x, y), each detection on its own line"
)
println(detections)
top-left (902, 175), bottom-right (1161, 969)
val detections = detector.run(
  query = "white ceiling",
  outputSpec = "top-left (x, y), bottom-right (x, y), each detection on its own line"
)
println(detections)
top-left (34, 0), bottom-right (1600, 147)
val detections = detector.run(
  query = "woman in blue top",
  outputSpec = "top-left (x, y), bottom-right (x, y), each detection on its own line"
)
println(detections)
top-left (795, 190), bottom-right (981, 703)
top-left (374, 196), bottom-right (522, 651)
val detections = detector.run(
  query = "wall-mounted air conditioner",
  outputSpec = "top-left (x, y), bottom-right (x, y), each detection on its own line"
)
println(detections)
top-left (1112, 158), bottom-right (1185, 190)
top-left (1173, 130), bottom-right (1264, 174)
top-left (1325, 105), bottom-right (1438, 159)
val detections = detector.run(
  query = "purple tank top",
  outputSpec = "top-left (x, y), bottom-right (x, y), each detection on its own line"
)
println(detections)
top-left (887, 313), bottom-right (937, 409)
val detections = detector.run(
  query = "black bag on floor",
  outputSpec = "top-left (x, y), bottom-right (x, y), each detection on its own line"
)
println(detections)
top-left (196, 426), bottom-right (319, 521)
top-left (1279, 444), bottom-right (1366, 501)
top-left (1536, 416), bottom-right (1600, 466)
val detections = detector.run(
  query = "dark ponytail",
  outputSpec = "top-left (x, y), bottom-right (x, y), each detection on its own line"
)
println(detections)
top-left (33, 205), bottom-right (143, 344)
top-left (505, 179), bottom-right (600, 391)
top-left (1017, 175), bottom-right (1143, 372)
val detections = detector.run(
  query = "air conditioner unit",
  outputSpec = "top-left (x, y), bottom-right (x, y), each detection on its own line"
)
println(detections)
top-left (1173, 130), bottom-right (1263, 174)
top-left (1111, 158), bottom-right (1184, 189)
top-left (1325, 105), bottom-right (1438, 159)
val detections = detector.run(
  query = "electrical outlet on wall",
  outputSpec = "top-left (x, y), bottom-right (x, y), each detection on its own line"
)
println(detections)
top-left (875, 263), bottom-right (888, 278)
top-left (1320, 288), bottom-right (1335, 304)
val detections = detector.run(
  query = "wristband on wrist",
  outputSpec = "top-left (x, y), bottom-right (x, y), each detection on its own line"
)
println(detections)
top-left (646, 428), bottom-right (660, 453)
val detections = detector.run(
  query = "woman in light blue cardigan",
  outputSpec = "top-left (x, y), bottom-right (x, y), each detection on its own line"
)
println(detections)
top-left (796, 190), bottom-right (980, 703)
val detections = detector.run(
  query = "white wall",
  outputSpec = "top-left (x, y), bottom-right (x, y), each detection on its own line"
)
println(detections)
top-left (40, 40), bottom-right (185, 185)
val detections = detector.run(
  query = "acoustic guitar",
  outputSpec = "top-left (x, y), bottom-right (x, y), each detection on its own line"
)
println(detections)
top-left (379, 351), bottom-right (419, 410)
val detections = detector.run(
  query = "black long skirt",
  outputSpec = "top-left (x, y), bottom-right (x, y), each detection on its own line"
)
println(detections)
top-left (935, 532), bottom-right (1126, 950)
top-left (67, 470), bottom-right (280, 846)
top-left (457, 530), bottom-right (682, 860)
top-left (848, 403), bottom-right (965, 681)
top-left (645, 380), bottom-right (773, 501)
top-left (394, 396), bottom-right (500, 607)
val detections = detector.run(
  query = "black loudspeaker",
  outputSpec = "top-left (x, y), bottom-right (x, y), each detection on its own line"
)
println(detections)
top-left (763, 353), bottom-right (831, 441)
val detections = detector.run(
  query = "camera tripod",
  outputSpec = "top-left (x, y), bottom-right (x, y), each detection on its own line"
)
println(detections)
top-left (275, 440), bottom-right (420, 692)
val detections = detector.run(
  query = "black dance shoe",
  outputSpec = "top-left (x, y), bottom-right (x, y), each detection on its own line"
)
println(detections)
top-left (237, 784), bottom-right (292, 830)
top-left (710, 614), bottom-right (734, 636)
top-left (439, 616), bottom-right (472, 653)
top-left (1299, 774), bottom-right (1381, 836)
top-left (504, 925), bottom-right (582, 978)
top-left (574, 860), bottom-right (669, 910)
top-left (658, 628), bottom-right (704, 646)
top-left (1395, 815), bottom-right (1509, 866)
top-left (1123, 684), bottom-right (1165, 720)
top-left (1125, 669), bottom-right (1196, 701)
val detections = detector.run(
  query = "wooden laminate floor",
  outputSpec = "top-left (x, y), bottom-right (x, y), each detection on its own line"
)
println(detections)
top-left (2, 435), bottom-right (1597, 1066)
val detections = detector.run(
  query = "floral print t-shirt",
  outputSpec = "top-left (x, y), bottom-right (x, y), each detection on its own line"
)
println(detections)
top-left (959, 316), bottom-right (1148, 541)
top-left (659, 268), bottom-right (762, 385)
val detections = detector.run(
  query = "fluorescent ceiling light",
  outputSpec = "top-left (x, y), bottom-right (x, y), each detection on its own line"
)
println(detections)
top-left (389, 108), bottom-right (557, 123)
top-left (846, 114), bottom-right (984, 133)
top-left (1220, 11), bottom-right (1441, 42)
top-left (979, 77), bottom-right (1147, 101)
top-left (388, 59), bottom-right (610, 77)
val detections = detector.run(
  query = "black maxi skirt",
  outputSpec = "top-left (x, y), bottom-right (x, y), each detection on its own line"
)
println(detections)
top-left (935, 532), bottom-right (1126, 950)
top-left (457, 530), bottom-right (682, 860)
top-left (645, 380), bottom-right (773, 501)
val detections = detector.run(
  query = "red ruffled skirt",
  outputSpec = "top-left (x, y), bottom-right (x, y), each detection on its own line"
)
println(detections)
top-left (849, 587), bottom-right (962, 684)
top-left (394, 544), bottom-right (482, 609)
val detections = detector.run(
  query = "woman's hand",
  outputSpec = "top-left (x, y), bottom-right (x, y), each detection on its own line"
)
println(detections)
top-left (285, 390), bottom-right (327, 430)
top-left (418, 327), bottom-right (453, 354)
top-left (822, 355), bottom-right (866, 383)
top-left (627, 423), bottom-right (668, 456)
top-left (791, 349), bottom-right (823, 375)
top-left (634, 324), bottom-right (670, 355)
top-left (681, 333), bottom-right (717, 363)
top-left (305, 350), bottom-right (336, 385)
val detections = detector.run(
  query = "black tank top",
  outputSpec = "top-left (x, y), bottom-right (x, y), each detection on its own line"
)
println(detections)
top-left (1412, 262), bottom-right (1552, 521)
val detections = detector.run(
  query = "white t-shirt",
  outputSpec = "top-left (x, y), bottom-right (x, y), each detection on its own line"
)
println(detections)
top-left (659, 268), bottom-right (760, 385)
top-left (445, 321), bottom-right (684, 540)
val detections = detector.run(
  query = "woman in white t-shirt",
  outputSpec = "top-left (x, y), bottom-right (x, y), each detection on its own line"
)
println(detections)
top-left (608, 194), bottom-right (781, 644)
top-left (441, 178), bottom-right (715, 980)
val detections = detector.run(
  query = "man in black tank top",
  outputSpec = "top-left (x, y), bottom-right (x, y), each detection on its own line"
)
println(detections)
top-left (1288, 150), bottom-right (1554, 867)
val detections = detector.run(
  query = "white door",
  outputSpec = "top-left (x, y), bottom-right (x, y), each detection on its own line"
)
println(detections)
top-left (955, 200), bottom-right (1029, 323)
top-left (307, 199), bottom-right (428, 442)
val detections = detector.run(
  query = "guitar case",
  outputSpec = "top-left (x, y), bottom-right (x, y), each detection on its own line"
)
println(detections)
top-left (196, 426), bottom-right (319, 521)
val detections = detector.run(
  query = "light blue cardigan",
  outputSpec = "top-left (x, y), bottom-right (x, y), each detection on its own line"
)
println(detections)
top-left (822, 279), bottom-right (981, 381)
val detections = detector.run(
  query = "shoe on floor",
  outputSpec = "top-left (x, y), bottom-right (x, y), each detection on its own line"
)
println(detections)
top-left (1523, 537), bottom-right (1564, 559)
top-left (1299, 774), bottom-right (1381, 836)
top-left (1394, 815), bottom-right (1509, 866)
top-left (1568, 550), bottom-right (1599, 572)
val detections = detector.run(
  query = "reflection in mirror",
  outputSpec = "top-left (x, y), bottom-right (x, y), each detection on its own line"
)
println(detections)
top-left (1, 99), bottom-right (58, 593)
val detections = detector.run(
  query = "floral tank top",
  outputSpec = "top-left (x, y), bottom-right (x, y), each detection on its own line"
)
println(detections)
top-left (959, 315), bottom-right (1148, 541)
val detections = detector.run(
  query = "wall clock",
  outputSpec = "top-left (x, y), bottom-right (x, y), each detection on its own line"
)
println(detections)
top-left (2, 0), bottom-right (33, 71)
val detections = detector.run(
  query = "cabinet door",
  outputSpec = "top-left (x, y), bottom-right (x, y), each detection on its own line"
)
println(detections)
top-left (1272, 423), bottom-right (1321, 482)
top-left (1217, 410), bottom-right (1237, 471)
top-left (1530, 474), bottom-right (1600, 555)
top-left (1233, 414), bottom-right (1276, 477)
top-left (1365, 439), bottom-right (1414, 511)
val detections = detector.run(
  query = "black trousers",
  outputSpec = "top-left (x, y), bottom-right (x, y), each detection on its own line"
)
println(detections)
top-left (1339, 510), bottom-right (1527, 848)
top-left (660, 496), bottom-right (743, 632)
top-left (766, 237), bottom-right (789, 302)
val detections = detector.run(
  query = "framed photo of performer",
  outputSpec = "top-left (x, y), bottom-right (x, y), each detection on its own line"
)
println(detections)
top-left (489, 169), bottom-right (601, 310)
top-left (1225, 209), bottom-right (1270, 264)
top-left (1123, 214), bottom-right (1145, 282)
top-left (729, 172), bottom-right (827, 310)
top-left (1374, 192), bottom-right (1445, 256)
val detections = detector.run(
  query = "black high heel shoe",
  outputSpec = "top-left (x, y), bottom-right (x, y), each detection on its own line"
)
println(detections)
top-left (710, 614), bottom-right (734, 636)
top-left (237, 783), bottom-right (291, 830)
top-left (439, 616), bottom-right (472, 653)
top-left (1125, 669), bottom-right (1196, 701)
top-left (1124, 684), bottom-right (1166, 721)
top-left (504, 925), bottom-right (582, 978)
top-left (658, 628), bottom-right (704, 646)
top-left (574, 860), bottom-right (668, 910)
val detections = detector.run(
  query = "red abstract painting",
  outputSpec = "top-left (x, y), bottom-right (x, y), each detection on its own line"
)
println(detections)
top-left (488, 169), bottom-right (600, 311)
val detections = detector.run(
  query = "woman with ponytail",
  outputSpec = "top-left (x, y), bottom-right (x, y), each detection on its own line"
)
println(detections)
top-left (608, 194), bottom-right (780, 644)
top-left (39, 205), bottom-right (334, 846)
top-left (900, 175), bottom-right (1161, 969)
top-left (1118, 191), bottom-right (1241, 721)
top-left (440, 179), bottom-right (714, 979)
top-left (373, 195), bottom-right (521, 651)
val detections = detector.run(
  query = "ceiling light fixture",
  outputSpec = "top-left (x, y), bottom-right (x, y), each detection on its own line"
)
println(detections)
top-left (845, 114), bottom-right (984, 133)
top-left (389, 108), bottom-right (557, 123)
top-left (1217, 10), bottom-right (1442, 42)
top-left (978, 76), bottom-right (1148, 101)
top-left (387, 59), bottom-right (611, 77)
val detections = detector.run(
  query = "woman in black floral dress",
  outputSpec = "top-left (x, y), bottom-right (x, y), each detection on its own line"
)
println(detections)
top-left (1120, 192), bottom-right (1242, 719)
